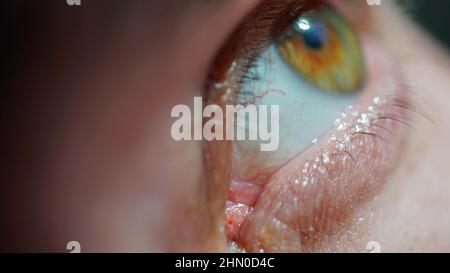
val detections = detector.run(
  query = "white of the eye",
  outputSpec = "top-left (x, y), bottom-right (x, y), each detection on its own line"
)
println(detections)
top-left (238, 45), bottom-right (359, 162)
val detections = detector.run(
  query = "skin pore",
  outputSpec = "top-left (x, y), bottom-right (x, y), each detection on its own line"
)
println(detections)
top-left (2, 0), bottom-right (450, 252)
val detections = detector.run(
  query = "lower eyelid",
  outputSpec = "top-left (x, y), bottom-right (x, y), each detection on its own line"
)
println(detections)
top-left (236, 99), bottom-right (409, 252)
top-left (225, 34), bottom-right (412, 252)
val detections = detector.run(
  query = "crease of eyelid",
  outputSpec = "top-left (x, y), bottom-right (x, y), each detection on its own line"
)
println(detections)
top-left (389, 85), bottom-right (437, 126)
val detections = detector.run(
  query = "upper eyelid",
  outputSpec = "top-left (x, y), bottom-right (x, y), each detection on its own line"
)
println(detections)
top-left (207, 0), bottom-right (300, 104)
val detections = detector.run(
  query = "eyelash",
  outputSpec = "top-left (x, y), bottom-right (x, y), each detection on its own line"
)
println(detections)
top-left (207, 0), bottom-right (302, 102)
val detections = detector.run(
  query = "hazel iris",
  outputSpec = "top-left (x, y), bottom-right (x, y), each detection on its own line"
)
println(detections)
top-left (277, 5), bottom-right (365, 93)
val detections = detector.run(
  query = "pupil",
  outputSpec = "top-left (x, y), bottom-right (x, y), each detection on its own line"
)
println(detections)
top-left (297, 18), bottom-right (326, 50)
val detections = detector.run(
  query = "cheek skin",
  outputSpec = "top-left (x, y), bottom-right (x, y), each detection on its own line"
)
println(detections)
top-left (357, 3), bottom-right (450, 252)
top-left (18, 1), bottom-right (262, 252)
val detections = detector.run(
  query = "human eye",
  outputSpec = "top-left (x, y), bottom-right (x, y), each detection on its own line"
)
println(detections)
top-left (204, 0), bottom-right (415, 252)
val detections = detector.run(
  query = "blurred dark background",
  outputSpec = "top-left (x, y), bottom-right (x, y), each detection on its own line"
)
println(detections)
top-left (398, 0), bottom-right (450, 48)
